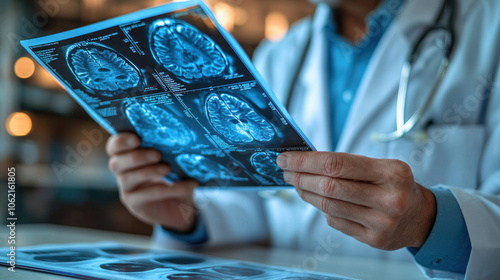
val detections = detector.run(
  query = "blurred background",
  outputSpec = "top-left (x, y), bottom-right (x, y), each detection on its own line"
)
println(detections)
top-left (0, 0), bottom-right (314, 235)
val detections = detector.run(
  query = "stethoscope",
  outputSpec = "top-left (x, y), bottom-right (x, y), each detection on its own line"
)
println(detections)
top-left (284, 0), bottom-right (457, 142)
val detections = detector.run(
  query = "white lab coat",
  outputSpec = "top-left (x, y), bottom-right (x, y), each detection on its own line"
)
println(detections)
top-left (153, 0), bottom-right (500, 278)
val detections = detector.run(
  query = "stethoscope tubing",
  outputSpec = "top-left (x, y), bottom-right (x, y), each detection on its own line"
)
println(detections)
top-left (373, 0), bottom-right (456, 141)
top-left (284, 0), bottom-right (457, 143)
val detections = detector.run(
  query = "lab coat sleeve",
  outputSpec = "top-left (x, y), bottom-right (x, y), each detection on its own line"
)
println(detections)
top-left (151, 190), bottom-right (269, 249)
top-left (452, 25), bottom-right (500, 277)
top-left (449, 73), bottom-right (500, 279)
top-left (423, 47), bottom-right (500, 279)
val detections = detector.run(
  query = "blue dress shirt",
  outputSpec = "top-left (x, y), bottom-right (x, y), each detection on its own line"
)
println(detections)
top-left (163, 0), bottom-right (471, 273)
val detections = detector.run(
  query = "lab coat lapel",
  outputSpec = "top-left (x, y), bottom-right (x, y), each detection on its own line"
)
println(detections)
top-left (293, 4), bottom-right (332, 151)
top-left (336, 0), bottom-right (443, 152)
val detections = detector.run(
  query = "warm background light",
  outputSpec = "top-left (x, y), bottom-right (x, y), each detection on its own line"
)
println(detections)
top-left (265, 12), bottom-right (289, 42)
top-left (233, 6), bottom-right (248, 26)
top-left (6, 112), bottom-right (33, 136)
top-left (14, 57), bottom-right (36, 79)
top-left (214, 2), bottom-right (235, 32)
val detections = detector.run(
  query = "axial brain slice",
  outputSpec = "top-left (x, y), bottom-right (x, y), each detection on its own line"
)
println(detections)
top-left (207, 94), bottom-right (275, 143)
top-left (70, 48), bottom-right (140, 94)
top-left (251, 151), bottom-right (286, 185)
top-left (152, 21), bottom-right (227, 80)
top-left (175, 154), bottom-right (233, 183)
top-left (125, 103), bottom-right (193, 147)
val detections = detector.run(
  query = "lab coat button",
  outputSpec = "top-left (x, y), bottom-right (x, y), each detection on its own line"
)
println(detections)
top-left (432, 257), bottom-right (443, 266)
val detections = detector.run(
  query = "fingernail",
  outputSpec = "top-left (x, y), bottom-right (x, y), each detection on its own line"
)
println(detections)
top-left (163, 179), bottom-right (175, 187)
top-left (158, 166), bottom-right (169, 174)
top-left (165, 179), bottom-right (175, 187)
top-left (276, 154), bottom-right (287, 169)
top-left (126, 136), bottom-right (137, 148)
top-left (148, 151), bottom-right (160, 161)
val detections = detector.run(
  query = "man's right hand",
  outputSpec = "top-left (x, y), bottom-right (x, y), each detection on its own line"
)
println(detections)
top-left (106, 132), bottom-right (199, 233)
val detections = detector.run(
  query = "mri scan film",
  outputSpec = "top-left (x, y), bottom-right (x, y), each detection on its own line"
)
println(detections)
top-left (206, 93), bottom-right (275, 144)
top-left (125, 102), bottom-right (195, 148)
top-left (0, 242), bottom-right (353, 280)
top-left (151, 19), bottom-right (228, 81)
top-left (251, 151), bottom-right (286, 185)
top-left (67, 43), bottom-right (141, 96)
top-left (21, 0), bottom-right (314, 188)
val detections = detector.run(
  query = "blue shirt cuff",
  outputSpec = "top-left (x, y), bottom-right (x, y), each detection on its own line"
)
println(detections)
top-left (161, 214), bottom-right (209, 245)
top-left (408, 187), bottom-right (471, 273)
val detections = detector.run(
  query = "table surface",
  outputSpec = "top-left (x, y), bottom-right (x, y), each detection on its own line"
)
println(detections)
top-left (0, 224), bottom-right (427, 280)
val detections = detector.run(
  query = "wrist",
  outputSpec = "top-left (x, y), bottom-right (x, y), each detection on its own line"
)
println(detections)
top-left (413, 184), bottom-right (437, 248)
top-left (161, 212), bottom-right (197, 235)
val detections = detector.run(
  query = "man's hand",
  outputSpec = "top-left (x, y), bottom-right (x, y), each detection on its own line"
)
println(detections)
top-left (106, 132), bottom-right (199, 233)
top-left (277, 151), bottom-right (436, 250)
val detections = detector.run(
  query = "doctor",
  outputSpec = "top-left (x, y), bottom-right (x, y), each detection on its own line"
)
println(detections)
top-left (106, 0), bottom-right (500, 279)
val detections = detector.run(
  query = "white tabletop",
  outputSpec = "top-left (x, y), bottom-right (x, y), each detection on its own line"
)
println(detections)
top-left (0, 224), bottom-right (426, 280)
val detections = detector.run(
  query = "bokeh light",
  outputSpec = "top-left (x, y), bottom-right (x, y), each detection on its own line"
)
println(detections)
top-left (6, 112), bottom-right (33, 136)
top-left (265, 12), bottom-right (289, 42)
top-left (214, 2), bottom-right (235, 32)
top-left (14, 57), bottom-right (36, 79)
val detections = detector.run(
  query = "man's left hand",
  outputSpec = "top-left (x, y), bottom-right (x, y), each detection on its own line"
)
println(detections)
top-left (277, 151), bottom-right (436, 250)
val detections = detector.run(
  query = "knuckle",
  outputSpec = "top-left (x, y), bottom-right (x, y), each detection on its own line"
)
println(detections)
top-left (379, 215), bottom-right (399, 231)
top-left (291, 172), bottom-right (302, 187)
top-left (389, 160), bottom-right (413, 181)
top-left (385, 191), bottom-right (409, 213)
top-left (294, 186), bottom-right (304, 198)
top-left (367, 232), bottom-right (390, 249)
top-left (326, 216), bottom-right (335, 228)
top-left (293, 153), bottom-right (307, 170)
top-left (319, 177), bottom-right (336, 196)
top-left (324, 154), bottom-right (342, 177)
top-left (108, 157), bottom-right (119, 173)
top-left (319, 197), bottom-right (333, 214)
top-left (117, 173), bottom-right (129, 187)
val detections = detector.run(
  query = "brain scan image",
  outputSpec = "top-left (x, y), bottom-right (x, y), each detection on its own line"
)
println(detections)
top-left (166, 273), bottom-right (222, 280)
top-left (155, 256), bottom-right (205, 265)
top-left (175, 154), bottom-right (235, 183)
top-left (33, 251), bottom-right (97, 262)
top-left (251, 151), bottom-right (286, 185)
top-left (99, 247), bottom-right (150, 255)
top-left (150, 19), bottom-right (228, 81)
top-left (100, 262), bottom-right (158, 272)
top-left (67, 43), bottom-right (141, 96)
top-left (125, 102), bottom-right (194, 148)
top-left (211, 266), bottom-right (264, 277)
top-left (206, 93), bottom-right (275, 144)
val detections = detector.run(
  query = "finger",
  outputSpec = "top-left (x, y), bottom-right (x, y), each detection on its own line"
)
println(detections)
top-left (122, 181), bottom-right (198, 208)
top-left (284, 171), bottom-right (380, 208)
top-left (117, 164), bottom-right (171, 192)
top-left (106, 133), bottom-right (140, 156)
top-left (325, 215), bottom-right (367, 243)
top-left (296, 187), bottom-right (371, 226)
top-left (277, 151), bottom-right (382, 182)
top-left (109, 149), bottom-right (162, 174)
